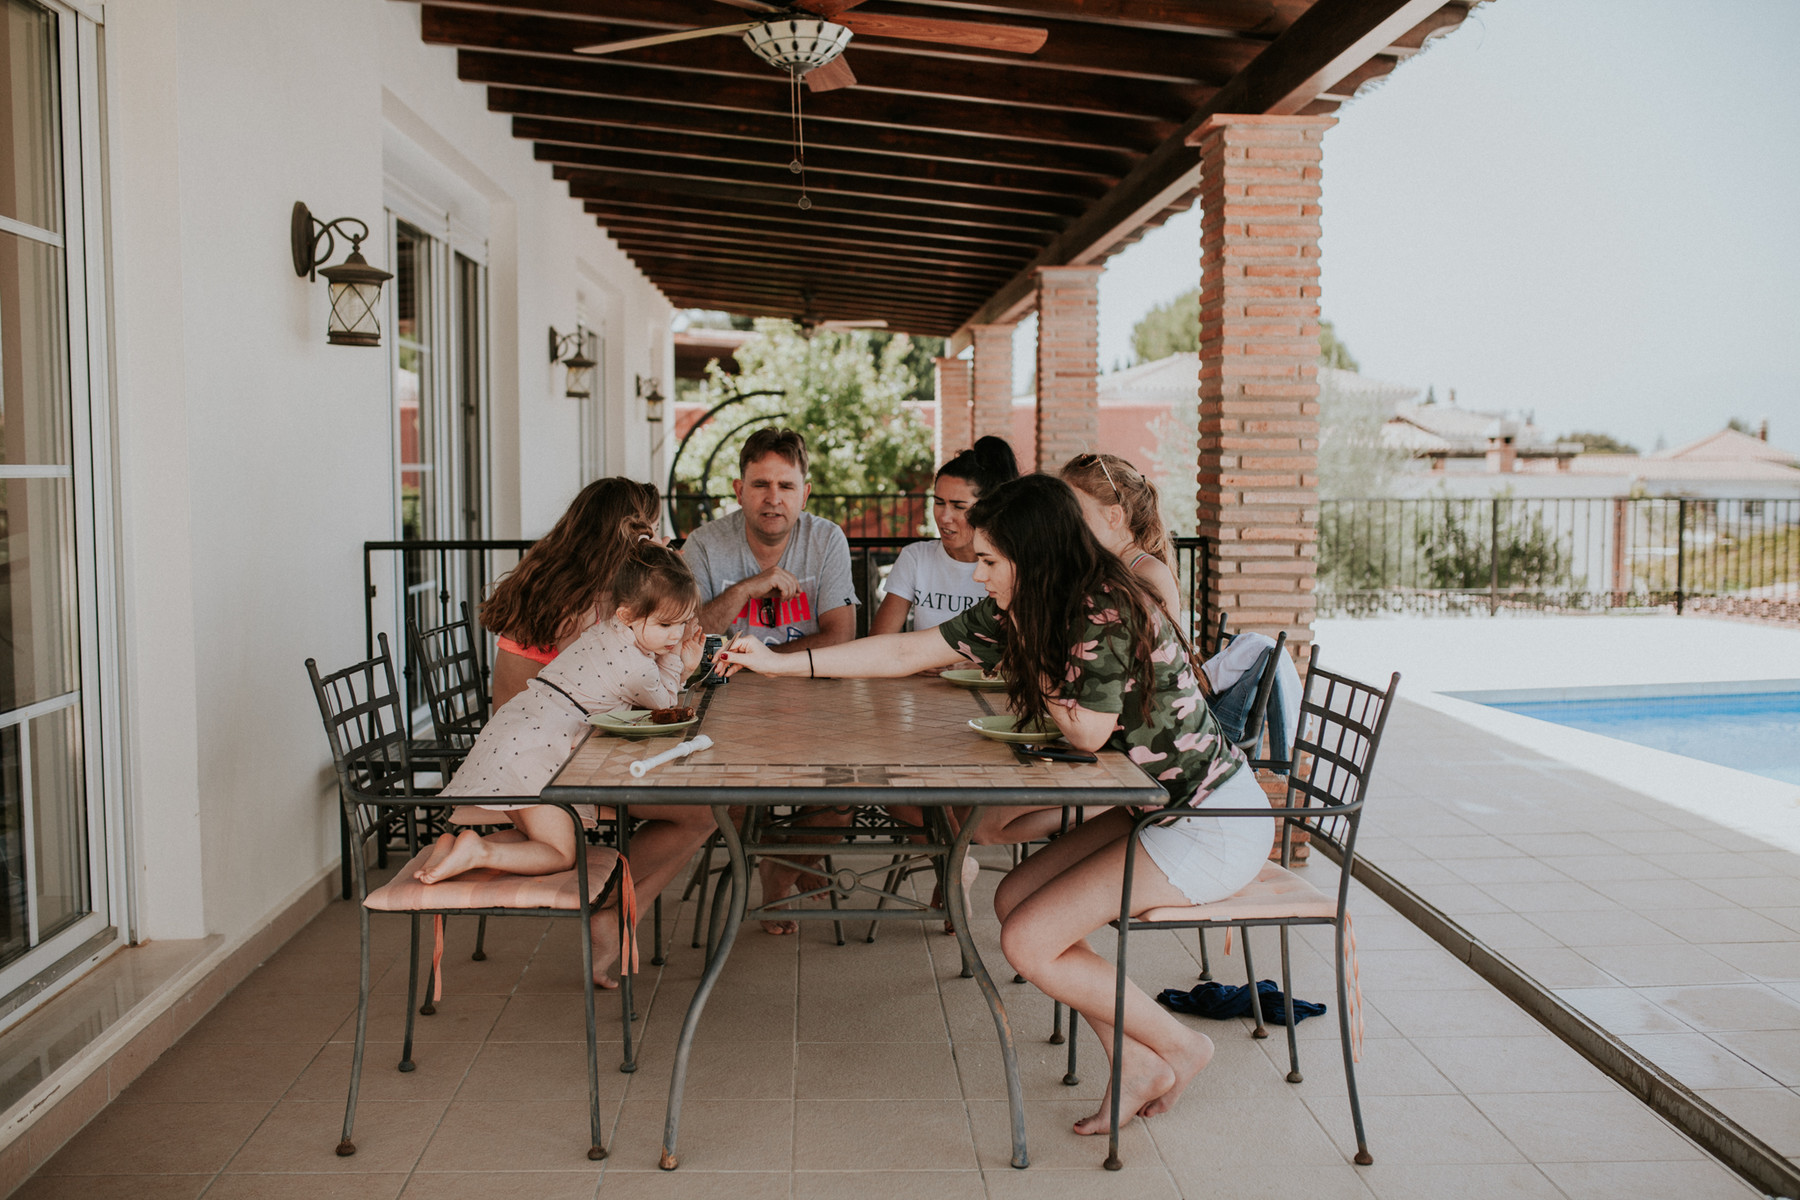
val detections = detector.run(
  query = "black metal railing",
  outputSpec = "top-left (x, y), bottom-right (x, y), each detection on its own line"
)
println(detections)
top-left (1317, 496), bottom-right (1800, 620)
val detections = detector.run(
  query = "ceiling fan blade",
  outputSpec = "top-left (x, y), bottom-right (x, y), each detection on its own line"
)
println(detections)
top-left (836, 13), bottom-right (1047, 54)
top-left (805, 54), bottom-right (857, 93)
top-left (795, 0), bottom-right (872, 17)
top-left (573, 22), bottom-right (757, 56)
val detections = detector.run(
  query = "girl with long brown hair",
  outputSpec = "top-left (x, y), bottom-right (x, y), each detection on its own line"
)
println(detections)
top-left (483, 477), bottom-right (661, 709)
top-left (1060, 452), bottom-right (1182, 624)
top-left (716, 475), bottom-right (1269, 1135)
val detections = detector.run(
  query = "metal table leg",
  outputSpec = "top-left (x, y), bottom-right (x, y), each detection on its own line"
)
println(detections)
top-left (942, 808), bottom-right (1029, 1169)
top-left (660, 803), bottom-right (748, 1171)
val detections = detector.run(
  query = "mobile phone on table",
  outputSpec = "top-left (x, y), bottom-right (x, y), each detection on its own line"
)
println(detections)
top-left (1017, 745), bottom-right (1098, 764)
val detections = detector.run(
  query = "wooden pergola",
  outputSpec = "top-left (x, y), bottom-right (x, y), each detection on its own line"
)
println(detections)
top-left (408, 0), bottom-right (1475, 339)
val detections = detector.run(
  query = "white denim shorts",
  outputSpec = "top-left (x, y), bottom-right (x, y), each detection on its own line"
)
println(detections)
top-left (1136, 768), bottom-right (1272, 906)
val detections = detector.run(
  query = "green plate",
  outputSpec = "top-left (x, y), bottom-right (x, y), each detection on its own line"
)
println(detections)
top-left (940, 668), bottom-right (1009, 691)
top-left (590, 708), bottom-right (700, 740)
top-left (967, 715), bottom-right (1064, 745)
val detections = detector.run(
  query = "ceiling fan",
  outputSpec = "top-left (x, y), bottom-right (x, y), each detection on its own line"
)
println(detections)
top-left (573, 1), bottom-right (1049, 95)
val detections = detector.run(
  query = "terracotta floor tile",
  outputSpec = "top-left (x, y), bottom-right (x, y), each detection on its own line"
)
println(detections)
top-left (791, 1099), bottom-right (975, 1171)
top-left (201, 1173), bottom-right (409, 1199)
top-left (37, 1102), bottom-right (271, 1176)
top-left (13, 1176), bottom-right (209, 1200)
top-left (287, 1041), bottom-right (482, 1103)
top-left (453, 1040), bottom-right (633, 1103)
top-left (415, 1099), bottom-right (608, 1173)
top-left (224, 1099), bottom-right (447, 1175)
top-left (608, 1097), bottom-right (794, 1173)
top-left (397, 1171), bottom-right (600, 1199)
top-left (982, 1165), bottom-right (1183, 1199)
top-left (1470, 1091), bottom-right (1705, 1162)
top-left (592, 1171), bottom-right (792, 1200)
top-left (1538, 1159), bottom-right (1760, 1199)
top-left (118, 1041), bottom-right (322, 1105)
top-left (329, 993), bottom-right (509, 1046)
top-left (794, 1039), bottom-right (959, 1101)
top-left (1358, 1163), bottom-right (1561, 1200)
top-left (792, 1170), bottom-right (985, 1200)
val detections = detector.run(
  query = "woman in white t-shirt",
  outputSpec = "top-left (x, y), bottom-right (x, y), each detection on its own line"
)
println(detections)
top-left (872, 436), bottom-right (1019, 634)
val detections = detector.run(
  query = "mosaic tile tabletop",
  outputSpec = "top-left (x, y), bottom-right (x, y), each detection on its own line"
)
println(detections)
top-left (544, 675), bottom-right (1164, 806)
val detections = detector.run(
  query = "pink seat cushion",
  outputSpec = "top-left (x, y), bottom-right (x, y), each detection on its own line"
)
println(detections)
top-left (365, 844), bottom-right (621, 913)
top-left (1139, 862), bottom-right (1337, 924)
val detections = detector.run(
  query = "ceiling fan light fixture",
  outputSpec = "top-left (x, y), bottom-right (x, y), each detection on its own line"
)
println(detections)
top-left (742, 19), bottom-right (852, 74)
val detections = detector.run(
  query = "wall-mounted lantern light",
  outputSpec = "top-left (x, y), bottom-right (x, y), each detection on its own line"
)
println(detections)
top-left (549, 326), bottom-right (597, 400)
top-left (291, 202), bottom-right (393, 346)
top-left (637, 375), bottom-right (666, 423)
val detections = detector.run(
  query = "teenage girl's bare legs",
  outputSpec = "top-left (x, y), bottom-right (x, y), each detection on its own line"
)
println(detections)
top-left (996, 808), bottom-right (1214, 1133)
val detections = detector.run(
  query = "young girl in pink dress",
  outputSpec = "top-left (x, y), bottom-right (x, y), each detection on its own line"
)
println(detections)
top-left (418, 544), bottom-right (713, 985)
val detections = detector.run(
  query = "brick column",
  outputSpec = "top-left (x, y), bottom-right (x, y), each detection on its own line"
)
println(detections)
top-left (1033, 265), bottom-right (1103, 472)
top-left (933, 355), bottom-right (973, 468)
top-left (968, 323), bottom-right (1014, 444)
top-left (1192, 114), bottom-right (1334, 660)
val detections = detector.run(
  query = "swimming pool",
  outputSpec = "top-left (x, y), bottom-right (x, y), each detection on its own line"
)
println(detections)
top-left (1463, 685), bottom-right (1800, 786)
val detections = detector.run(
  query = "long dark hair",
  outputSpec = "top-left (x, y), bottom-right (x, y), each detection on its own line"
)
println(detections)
top-left (966, 475), bottom-right (1163, 729)
top-left (480, 477), bottom-right (660, 649)
top-left (938, 435), bottom-right (1018, 498)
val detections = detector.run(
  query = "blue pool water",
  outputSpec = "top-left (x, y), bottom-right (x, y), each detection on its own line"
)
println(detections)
top-left (1485, 692), bottom-right (1800, 786)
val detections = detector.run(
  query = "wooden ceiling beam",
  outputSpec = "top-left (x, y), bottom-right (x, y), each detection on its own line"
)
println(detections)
top-left (556, 168), bottom-right (1067, 235)
top-left (488, 88), bottom-right (1136, 178)
top-left (636, 272), bottom-right (969, 321)
top-left (624, 257), bottom-right (993, 308)
top-left (956, 0), bottom-right (1453, 334)
top-left (586, 208), bottom-right (1034, 267)
top-left (607, 234), bottom-right (1015, 287)
top-left (416, 1), bottom-right (1261, 86)
top-left (598, 222), bottom-right (1027, 274)
top-left (579, 193), bottom-right (1050, 252)
top-left (541, 147), bottom-right (1088, 217)
top-left (457, 50), bottom-right (1173, 151)
top-left (424, 7), bottom-right (1212, 117)
top-left (518, 117), bottom-right (1115, 199)
top-left (414, 0), bottom-right (1296, 39)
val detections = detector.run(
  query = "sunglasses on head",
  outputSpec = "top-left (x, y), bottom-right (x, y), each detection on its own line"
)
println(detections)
top-left (1075, 452), bottom-right (1123, 502)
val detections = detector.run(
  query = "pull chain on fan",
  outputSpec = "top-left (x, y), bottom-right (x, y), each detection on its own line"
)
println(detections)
top-left (741, 19), bottom-right (850, 209)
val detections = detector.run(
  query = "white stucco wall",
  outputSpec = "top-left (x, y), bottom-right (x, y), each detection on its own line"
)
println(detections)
top-left (102, 0), bottom-right (670, 942)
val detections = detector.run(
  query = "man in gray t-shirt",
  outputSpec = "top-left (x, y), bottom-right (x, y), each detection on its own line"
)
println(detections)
top-left (683, 428), bottom-right (857, 652)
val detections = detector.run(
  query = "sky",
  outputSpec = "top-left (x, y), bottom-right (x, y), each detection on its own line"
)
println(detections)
top-left (1088, 0), bottom-right (1800, 454)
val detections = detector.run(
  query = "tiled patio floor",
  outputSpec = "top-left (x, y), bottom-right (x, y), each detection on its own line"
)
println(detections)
top-left (10, 841), bottom-right (1756, 1199)
top-left (1363, 697), bottom-right (1800, 1167)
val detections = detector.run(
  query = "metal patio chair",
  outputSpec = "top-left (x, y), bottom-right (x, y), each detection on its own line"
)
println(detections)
top-left (307, 634), bottom-right (633, 1162)
top-left (1095, 646), bottom-right (1400, 1170)
top-left (408, 601), bottom-right (490, 767)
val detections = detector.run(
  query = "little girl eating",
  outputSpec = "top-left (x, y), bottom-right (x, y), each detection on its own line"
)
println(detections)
top-left (417, 544), bottom-right (713, 983)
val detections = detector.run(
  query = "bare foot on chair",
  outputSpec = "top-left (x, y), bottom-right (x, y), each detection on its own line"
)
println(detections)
top-left (417, 830), bottom-right (486, 884)
top-left (1073, 1042), bottom-right (1175, 1136)
top-left (1138, 1030), bottom-right (1214, 1118)
top-left (414, 834), bottom-right (457, 883)
top-left (587, 907), bottom-right (623, 990)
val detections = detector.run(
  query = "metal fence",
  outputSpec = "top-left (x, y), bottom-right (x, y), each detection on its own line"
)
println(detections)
top-left (1318, 496), bottom-right (1800, 620)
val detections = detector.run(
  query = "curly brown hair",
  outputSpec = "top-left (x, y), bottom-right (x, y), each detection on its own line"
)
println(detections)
top-left (480, 477), bottom-right (660, 650)
top-left (965, 475), bottom-right (1163, 730)
top-left (612, 543), bottom-right (700, 624)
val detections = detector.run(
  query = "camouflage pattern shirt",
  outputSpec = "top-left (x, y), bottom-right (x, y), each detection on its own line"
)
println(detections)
top-left (938, 595), bottom-right (1245, 806)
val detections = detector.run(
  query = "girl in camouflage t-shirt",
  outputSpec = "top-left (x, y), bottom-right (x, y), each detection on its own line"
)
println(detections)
top-left (718, 475), bottom-right (1270, 1135)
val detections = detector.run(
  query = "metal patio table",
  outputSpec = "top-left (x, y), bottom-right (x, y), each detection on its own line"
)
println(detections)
top-left (542, 673), bottom-right (1165, 1171)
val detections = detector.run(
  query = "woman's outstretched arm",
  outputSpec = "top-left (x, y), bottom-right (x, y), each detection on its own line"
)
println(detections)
top-left (718, 627), bottom-right (961, 679)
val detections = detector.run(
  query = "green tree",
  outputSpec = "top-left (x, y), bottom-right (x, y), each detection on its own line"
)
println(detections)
top-left (1562, 430), bottom-right (1639, 455)
top-left (1319, 319), bottom-right (1359, 371)
top-left (677, 319), bottom-right (935, 508)
top-left (1127, 289), bottom-right (1360, 370)
top-left (1130, 288), bottom-right (1199, 362)
top-left (1318, 371), bottom-right (1408, 499)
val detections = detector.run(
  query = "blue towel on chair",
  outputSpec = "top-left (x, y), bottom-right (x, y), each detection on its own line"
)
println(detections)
top-left (1157, 979), bottom-right (1326, 1024)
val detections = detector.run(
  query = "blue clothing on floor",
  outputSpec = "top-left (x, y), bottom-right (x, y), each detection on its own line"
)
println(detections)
top-left (1157, 979), bottom-right (1326, 1024)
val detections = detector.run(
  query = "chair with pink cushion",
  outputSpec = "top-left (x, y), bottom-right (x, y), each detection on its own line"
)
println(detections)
top-left (307, 634), bottom-right (630, 1163)
top-left (1096, 645), bottom-right (1400, 1171)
